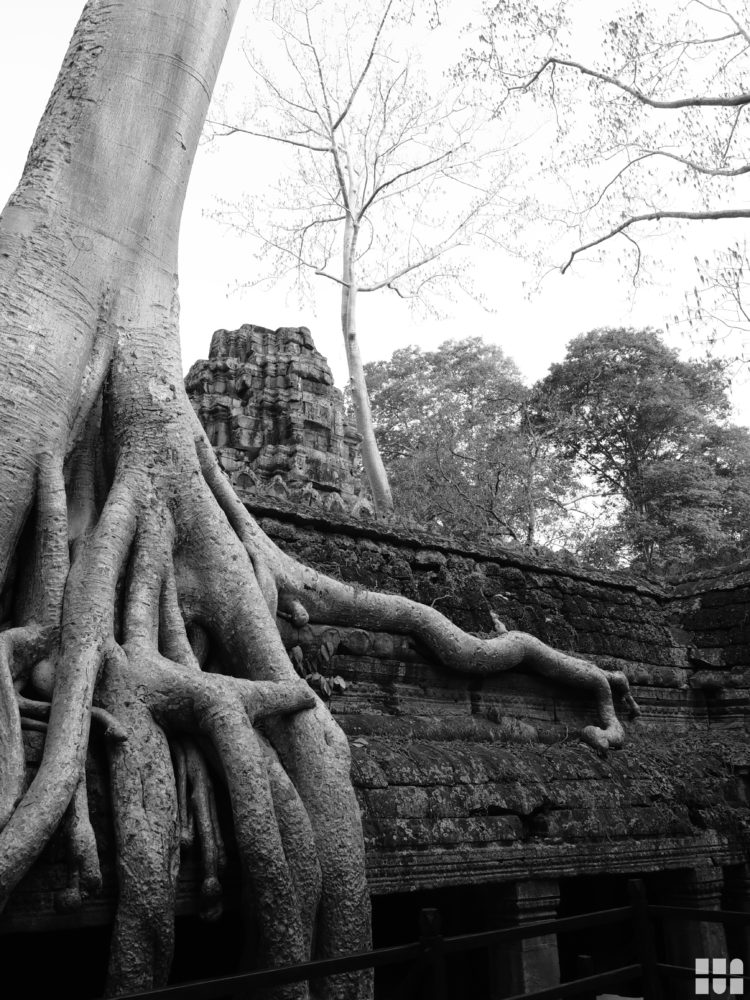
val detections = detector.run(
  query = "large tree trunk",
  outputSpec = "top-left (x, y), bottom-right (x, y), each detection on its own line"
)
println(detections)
top-left (0, 4), bottom-right (369, 996)
top-left (0, 2), bottom-right (638, 997)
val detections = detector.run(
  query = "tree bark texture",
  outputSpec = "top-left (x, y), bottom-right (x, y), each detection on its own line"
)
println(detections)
top-left (0, 2), bottom-right (638, 997)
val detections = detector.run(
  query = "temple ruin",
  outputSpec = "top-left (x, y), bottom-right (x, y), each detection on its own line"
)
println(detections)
top-left (2, 324), bottom-right (749, 998)
top-left (185, 324), bottom-right (367, 514)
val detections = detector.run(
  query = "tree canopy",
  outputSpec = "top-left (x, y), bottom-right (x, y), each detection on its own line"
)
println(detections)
top-left (367, 329), bottom-right (750, 571)
top-left (366, 337), bottom-right (581, 547)
top-left (536, 327), bottom-right (750, 568)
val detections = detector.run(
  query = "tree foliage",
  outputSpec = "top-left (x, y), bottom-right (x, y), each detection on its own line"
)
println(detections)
top-left (536, 327), bottom-right (750, 568)
top-left (366, 338), bottom-right (579, 546)
top-left (370, 329), bottom-right (750, 571)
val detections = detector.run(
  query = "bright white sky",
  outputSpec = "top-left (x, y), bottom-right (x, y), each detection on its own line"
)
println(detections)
top-left (1, 1), bottom-right (747, 418)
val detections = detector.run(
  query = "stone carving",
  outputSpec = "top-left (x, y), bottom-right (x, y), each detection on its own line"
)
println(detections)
top-left (185, 325), bottom-right (366, 511)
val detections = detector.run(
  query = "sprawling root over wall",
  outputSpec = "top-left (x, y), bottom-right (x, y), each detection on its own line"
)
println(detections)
top-left (0, 344), bottom-right (639, 999)
top-left (0, 1), bottom-right (638, 998)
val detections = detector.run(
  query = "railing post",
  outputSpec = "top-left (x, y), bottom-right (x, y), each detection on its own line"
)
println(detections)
top-left (629, 878), bottom-right (664, 1000)
top-left (419, 907), bottom-right (447, 1000)
top-left (575, 953), bottom-right (595, 1000)
top-left (661, 864), bottom-right (728, 989)
top-left (485, 879), bottom-right (561, 999)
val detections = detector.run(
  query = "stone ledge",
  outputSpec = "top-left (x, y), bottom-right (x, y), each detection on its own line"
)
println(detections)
top-left (250, 497), bottom-right (667, 597)
top-left (364, 833), bottom-right (745, 894)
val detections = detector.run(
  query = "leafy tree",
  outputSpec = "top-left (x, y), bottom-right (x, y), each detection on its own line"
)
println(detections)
top-left (209, 0), bottom-right (506, 514)
top-left (462, 0), bottom-right (750, 335)
top-left (536, 328), bottom-right (750, 568)
top-left (0, 1), bottom-right (637, 994)
top-left (366, 338), bottom-right (579, 546)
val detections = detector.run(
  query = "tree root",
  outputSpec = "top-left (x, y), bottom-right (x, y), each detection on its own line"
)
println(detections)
top-left (0, 473), bottom-right (136, 908)
top-left (295, 568), bottom-right (637, 749)
top-left (120, 639), bottom-right (317, 995)
top-left (0, 368), bottom-right (640, 1000)
top-left (16, 695), bottom-right (128, 743)
top-left (195, 425), bottom-right (639, 750)
top-left (0, 631), bottom-right (29, 830)
top-left (0, 1), bottom-right (375, 994)
top-left (258, 733), bottom-right (321, 957)
top-left (2, 418), bottom-right (342, 994)
top-left (97, 648), bottom-right (179, 996)
top-left (180, 738), bottom-right (226, 921)
top-left (172, 740), bottom-right (194, 850)
top-left (56, 773), bottom-right (102, 912)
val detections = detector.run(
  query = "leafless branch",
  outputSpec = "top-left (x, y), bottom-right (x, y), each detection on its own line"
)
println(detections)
top-left (358, 147), bottom-right (462, 218)
top-left (519, 56), bottom-right (750, 109)
top-left (303, 6), bottom-right (352, 216)
top-left (639, 147), bottom-right (750, 177)
top-left (332, 0), bottom-right (395, 132)
top-left (622, 231), bottom-right (642, 286)
top-left (723, 104), bottom-right (745, 160)
top-left (562, 208), bottom-right (750, 273)
top-left (206, 119), bottom-right (331, 152)
top-left (242, 45), bottom-right (319, 118)
top-left (362, 245), bottom-right (461, 291)
top-left (691, 0), bottom-right (750, 46)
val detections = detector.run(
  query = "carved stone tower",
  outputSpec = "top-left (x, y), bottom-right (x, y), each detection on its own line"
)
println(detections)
top-left (186, 324), bottom-right (363, 504)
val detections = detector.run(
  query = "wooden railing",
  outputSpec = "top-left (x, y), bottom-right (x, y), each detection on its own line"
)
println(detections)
top-left (108, 879), bottom-right (750, 1000)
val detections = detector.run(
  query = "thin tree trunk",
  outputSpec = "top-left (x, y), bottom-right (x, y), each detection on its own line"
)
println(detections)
top-left (525, 445), bottom-right (537, 548)
top-left (525, 478), bottom-right (537, 547)
top-left (340, 215), bottom-right (394, 514)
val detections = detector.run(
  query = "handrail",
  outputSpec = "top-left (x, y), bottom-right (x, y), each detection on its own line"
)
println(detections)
top-left (115, 941), bottom-right (423, 999)
top-left (113, 905), bottom-right (634, 999)
top-left (103, 879), bottom-right (750, 1000)
top-left (489, 965), bottom-right (641, 1000)
top-left (649, 903), bottom-right (750, 925)
top-left (657, 962), bottom-right (750, 984)
top-left (442, 906), bottom-right (632, 954)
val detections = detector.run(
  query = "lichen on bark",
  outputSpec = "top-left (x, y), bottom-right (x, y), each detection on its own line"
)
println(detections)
top-left (0, 2), bottom-right (637, 997)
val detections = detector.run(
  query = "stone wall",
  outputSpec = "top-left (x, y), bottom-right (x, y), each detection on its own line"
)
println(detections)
top-left (252, 499), bottom-right (750, 898)
top-left (8, 498), bottom-right (749, 937)
top-left (4, 499), bottom-right (749, 1000)
top-left (256, 500), bottom-right (695, 728)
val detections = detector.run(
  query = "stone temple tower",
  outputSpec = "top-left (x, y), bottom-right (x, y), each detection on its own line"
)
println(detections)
top-left (186, 324), bottom-right (364, 505)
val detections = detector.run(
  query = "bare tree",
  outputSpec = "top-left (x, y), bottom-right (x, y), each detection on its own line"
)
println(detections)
top-left (464, 0), bottom-right (750, 335)
top-left (0, 2), bottom-right (637, 995)
top-left (209, 0), bottom-right (506, 514)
